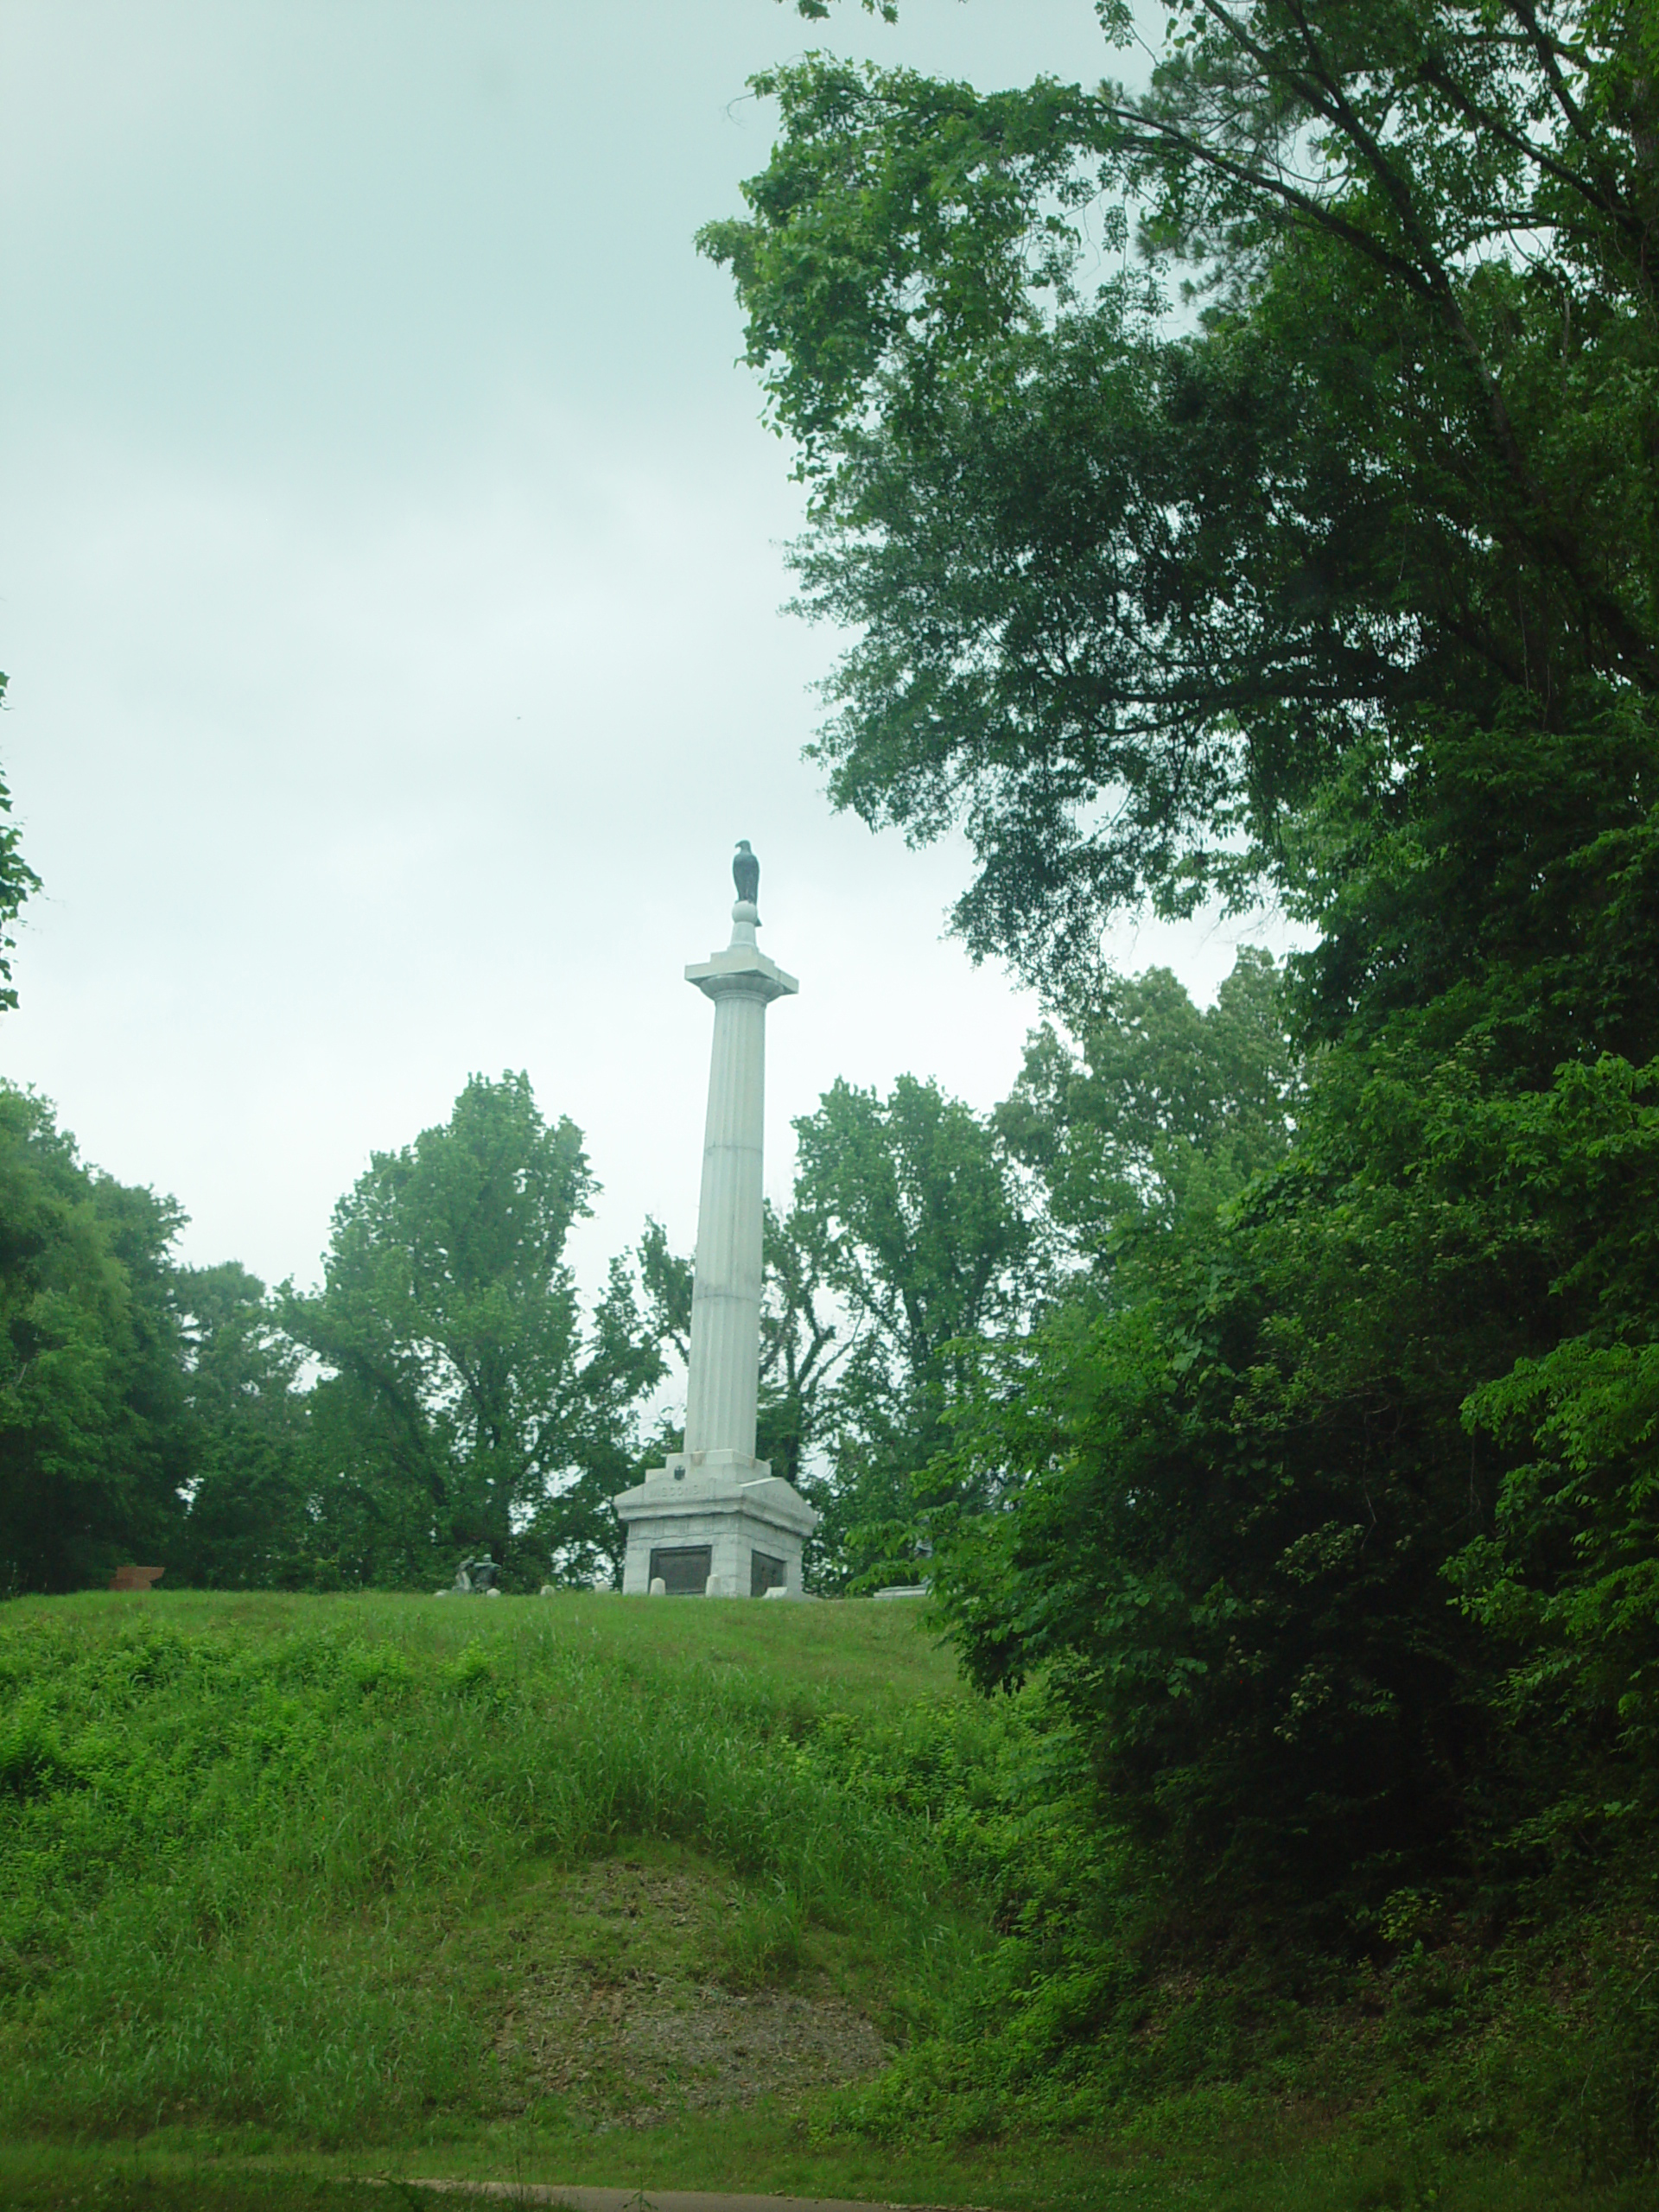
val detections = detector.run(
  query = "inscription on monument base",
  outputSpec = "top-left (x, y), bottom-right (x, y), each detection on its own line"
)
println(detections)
top-left (649, 1544), bottom-right (714, 1596)
top-left (750, 1550), bottom-right (785, 1597)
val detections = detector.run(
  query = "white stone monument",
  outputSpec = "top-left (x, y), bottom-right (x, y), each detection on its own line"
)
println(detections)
top-left (613, 846), bottom-right (818, 1597)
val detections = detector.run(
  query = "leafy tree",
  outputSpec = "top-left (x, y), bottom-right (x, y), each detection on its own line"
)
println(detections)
top-left (997, 944), bottom-right (1301, 1255)
top-left (0, 1088), bottom-right (189, 1592)
top-left (707, 0), bottom-right (1659, 1000)
top-left (638, 1215), bottom-right (693, 1368)
top-left (798, 1075), bottom-right (1036, 1405)
top-left (639, 1079), bottom-right (1038, 1586)
top-left (284, 1073), bottom-right (664, 1589)
top-left (521, 1248), bottom-right (681, 1588)
top-left (175, 1263), bottom-right (312, 1589)
top-left (757, 1197), bottom-right (850, 1489)
top-left (791, 1074), bottom-right (1039, 1583)
top-left (706, 1), bottom-right (1659, 1967)
top-left (925, 728), bottom-right (1659, 1942)
top-left (0, 710), bottom-right (41, 1016)
top-left (932, 1096), bottom-right (1500, 1938)
top-left (1449, 1060), bottom-right (1659, 1862)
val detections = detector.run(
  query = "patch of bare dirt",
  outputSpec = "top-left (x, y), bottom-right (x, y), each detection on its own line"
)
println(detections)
top-left (493, 1859), bottom-right (888, 2130)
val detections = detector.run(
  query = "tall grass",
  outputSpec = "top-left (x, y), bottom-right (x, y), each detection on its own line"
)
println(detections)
top-left (9, 1591), bottom-right (1645, 2202)
top-left (0, 1593), bottom-right (983, 2145)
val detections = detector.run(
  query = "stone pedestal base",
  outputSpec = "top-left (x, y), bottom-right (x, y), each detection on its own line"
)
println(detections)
top-left (613, 1450), bottom-right (817, 1598)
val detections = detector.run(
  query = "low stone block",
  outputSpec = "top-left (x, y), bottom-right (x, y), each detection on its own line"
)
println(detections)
top-left (108, 1566), bottom-right (164, 1592)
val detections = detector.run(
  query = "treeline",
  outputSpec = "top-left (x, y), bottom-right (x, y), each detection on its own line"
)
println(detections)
top-left (0, 1066), bottom-right (654, 1594)
top-left (0, 1044), bottom-right (1046, 1598)
top-left (0, 824), bottom-right (1065, 1595)
top-left (695, 0), bottom-right (1659, 2154)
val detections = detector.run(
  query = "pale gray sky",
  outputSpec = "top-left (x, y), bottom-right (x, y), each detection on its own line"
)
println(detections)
top-left (0, 0), bottom-right (1282, 1306)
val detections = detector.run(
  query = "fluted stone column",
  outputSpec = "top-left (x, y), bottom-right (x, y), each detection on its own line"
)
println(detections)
top-left (683, 904), bottom-right (794, 1459)
top-left (612, 888), bottom-right (817, 1596)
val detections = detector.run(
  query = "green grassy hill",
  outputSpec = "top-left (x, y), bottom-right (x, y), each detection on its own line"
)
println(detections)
top-left (0, 1592), bottom-right (1645, 2211)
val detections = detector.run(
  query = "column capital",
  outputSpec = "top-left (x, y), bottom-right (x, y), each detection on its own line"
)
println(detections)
top-left (685, 943), bottom-right (799, 1005)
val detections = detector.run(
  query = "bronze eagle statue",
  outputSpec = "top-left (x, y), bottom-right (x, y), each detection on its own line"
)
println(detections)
top-left (733, 839), bottom-right (760, 907)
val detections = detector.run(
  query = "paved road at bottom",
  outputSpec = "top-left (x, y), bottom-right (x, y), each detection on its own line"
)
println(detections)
top-left (390, 2182), bottom-right (978, 2212)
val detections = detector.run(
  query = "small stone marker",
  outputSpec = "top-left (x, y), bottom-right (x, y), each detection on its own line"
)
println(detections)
top-left (649, 1576), bottom-right (667, 1597)
top-left (108, 1566), bottom-right (164, 1592)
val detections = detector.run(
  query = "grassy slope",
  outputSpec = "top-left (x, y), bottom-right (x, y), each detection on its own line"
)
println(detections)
top-left (0, 1592), bottom-right (1643, 2211)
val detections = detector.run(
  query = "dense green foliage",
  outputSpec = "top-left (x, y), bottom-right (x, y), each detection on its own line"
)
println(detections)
top-left (702, 0), bottom-right (1659, 2172)
top-left (1, 1592), bottom-right (1651, 2208)
top-left (639, 1076), bottom-right (1041, 1592)
top-left (0, 1091), bottom-right (190, 1594)
top-left (283, 1072), bottom-right (664, 1589)
top-left (715, 0), bottom-right (1659, 992)
top-left (790, 1074), bottom-right (1039, 1585)
top-left (0, 1072), bottom-right (676, 1599)
top-left (0, 688), bottom-right (40, 1018)
top-left (172, 1262), bottom-right (314, 1588)
top-left (996, 944), bottom-right (1302, 1250)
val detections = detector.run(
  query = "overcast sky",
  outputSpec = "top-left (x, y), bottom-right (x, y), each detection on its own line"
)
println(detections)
top-left (0, 0), bottom-right (1289, 1311)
